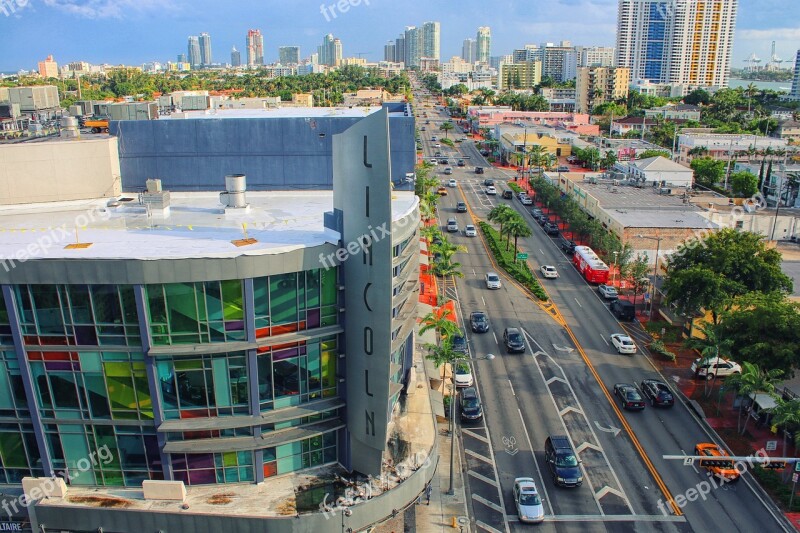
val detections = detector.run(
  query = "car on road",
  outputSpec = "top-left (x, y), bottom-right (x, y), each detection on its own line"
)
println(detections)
top-left (503, 327), bottom-right (525, 353)
top-left (446, 218), bottom-right (458, 232)
top-left (485, 272), bottom-right (501, 289)
top-left (598, 284), bottom-right (619, 299)
top-left (429, 158), bottom-right (438, 165)
top-left (513, 477), bottom-right (545, 523)
top-left (559, 237), bottom-right (577, 254)
top-left (434, 151), bottom-right (442, 157)
top-left (431, 135), bottom-right (438, 141)
top-left (425, 120), bottom-right (430, 124)
top-left (483, 178), bottom-right (494, 186)
top-left (518, 194), bottom-right (533, 205)
top-left (610, 299), bottom-right (635, 321)
top-left (485, 185), bottom-right (497, 195)
top-left (460, 387), bottom-right (483, 421)
top-left (465, 224), bottom-right (477, 237)
top-left (691, 357), bottom-right (742, 380)
top-left (447, 179), bottom-right (457, 188)
top-left (434, 143), bottom-right (441, 149)
top-left (540, 265), bottom-right (559, 279)
top-left (695, 443), bottom-right (740, 481)
top-left (556, 165), bottom-right (570, 172)
top-left (537, 215), bottom-right (550, 226)
top-left (420, 127), bottom-right (426, 131)
top-left (544, 222), bottom-right (560, 236)
top-left (614, 383), bottom-right (645, 410)
top-left (610, 333), bottom-right (637, 354)
top-left (480, 149), bottom-right (490, 156)
top-left (444, 167), bottom-right (453, 175)
top-left (475, 166), bottom-right (485, 174)
top-left (457, 159), bottom-right (465, 167)
top-left (469, 311), bottom-right (489, 333)
top-left (544, 435), bottom-right (583, 487)
top-left (456, 201), bottom-right (467, 212)
top-left (437, 186), bottom-right (448, 196)
top-left (530, 207), bottom-right (543, 218)
top-left (640, 379), bottom-right (675, 407)
top-left (454, 362), bottom-right (473, 387)
top-left (502, 190), bottom-right (513, 199)
top-left (451, 332), bottom-right (467, 353)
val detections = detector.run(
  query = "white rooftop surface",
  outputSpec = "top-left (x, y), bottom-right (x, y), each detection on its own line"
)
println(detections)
top-left (0, 191), bottom-right (418, 261)
top-left (163, 106), bottom-right (385, 119)
top-left (609, 208), bottom-right (717, 229)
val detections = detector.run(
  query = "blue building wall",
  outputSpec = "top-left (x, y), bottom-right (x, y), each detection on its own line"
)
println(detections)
top-left (110, 104), bottom-right (416, 191)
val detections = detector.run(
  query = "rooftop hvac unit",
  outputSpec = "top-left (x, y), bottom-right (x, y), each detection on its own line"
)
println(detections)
top-left (60, 116), bottom-right (80, 139)
top-left (659, 188), bottom-right (672, 195)
top-left (220, 174), bottom-right (248, 209)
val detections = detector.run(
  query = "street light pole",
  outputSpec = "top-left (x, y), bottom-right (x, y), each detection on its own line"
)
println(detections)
top-left (611, 251), bottom-right (619, 286)
top-left (637, 235), bottom-right (662, 316)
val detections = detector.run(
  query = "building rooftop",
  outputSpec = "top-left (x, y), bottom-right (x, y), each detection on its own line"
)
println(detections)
top-left (163, 106), bottom-right (391, 120)
top-left (629, 156), bottom-right (692, 172)
top-left (0, 190), bottom-right (418, 261)
top-left (609, 208), bottom-right (715, 229)
top-left (573, 179), bottom-right (693, 210)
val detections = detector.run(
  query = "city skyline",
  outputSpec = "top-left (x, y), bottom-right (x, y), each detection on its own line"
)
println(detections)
top-left (0, 0), bottom-right (796, 73)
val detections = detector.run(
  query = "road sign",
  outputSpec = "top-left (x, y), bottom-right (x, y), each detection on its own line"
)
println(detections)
top-left (795, 461), bottom-right (800, 473)
top-left (516, 253), bottom-right (528, 260)
top-left (793, 473), bottom-right (799, 483)
top-left (684, 457), bottom-right (694, 466)
top-left (766, 440), bottom-right (778, 452)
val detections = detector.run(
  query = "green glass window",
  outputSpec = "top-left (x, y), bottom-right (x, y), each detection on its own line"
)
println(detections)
top-left (270, 273), bottom-right (298, 325)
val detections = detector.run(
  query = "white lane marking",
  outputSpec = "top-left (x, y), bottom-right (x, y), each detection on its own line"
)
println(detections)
top-left (468, 469), bottom-right (500, 487)
top-left (539, 248), bottom-right (545, 255)
top-left (472, 493), bottom-right (504, 513)
top-left (492, 331), bottom-right (499, 346)
top-left (508, 379), bottom-right (515, 396)
top-left (481, 296), bottom-right (486, 307)
top-left (574, 297), bottom-right (583, 308)
top-left (601, 335), bottom-right (610, 346)
top-left (518, 407), bottom-right (554, 515)
top-left (476, 519), bottom-right (506, 533)
top-left (465, 448), bottom-right (494, 465)
top-left (462, 428), bottom-right (489, 444)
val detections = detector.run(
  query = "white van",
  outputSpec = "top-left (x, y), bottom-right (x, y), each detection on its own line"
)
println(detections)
top-left (446, 218), bottom-right (459, 232)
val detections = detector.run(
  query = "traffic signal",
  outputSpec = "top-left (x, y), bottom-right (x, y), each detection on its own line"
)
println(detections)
top-left (699, 459), bottom-right (734, 468)
top-left (759, 461), bottom-right (787, 470)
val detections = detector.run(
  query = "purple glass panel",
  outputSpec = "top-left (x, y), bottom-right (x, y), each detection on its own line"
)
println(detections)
top-left (144, 436), bottom-right (162, 469)
top-left (224, 321), bottom-right (245, 332)
top-left (44, 361), bottom-right (73, 372)
top-left (73, 326), bottom-right (98, 345)
top-left (171, 454), bottom-right (187, 470)
top-left (188, 469), bottom-right (217, 485)
top-left (306, 309), bottom-right (321, 329)
top-left (273, 348), bottom-right (298, 361)
top-left (186, 453), bottom-right (214, 470)
top-left (172, 470), bottom-right (189, 484)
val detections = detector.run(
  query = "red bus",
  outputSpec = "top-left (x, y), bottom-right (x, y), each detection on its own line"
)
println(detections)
top-left (572, 245), bottom-right (609, 284)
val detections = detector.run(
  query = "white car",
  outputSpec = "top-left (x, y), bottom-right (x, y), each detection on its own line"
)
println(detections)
top-left (448, 179), bottom-right (457, 188)
top-left (610, 333), bottom-right (637, 355)
top-left (513, 477), bottom-right (545, 523)
top-left (454, 363), bottom-right (474, 387)
top-left (434, 143), bottom-right (441, 148)
top-left (691, 357), bottom-right (742, 380)
top-left (465, 224), bottom-right (477, 237)
top-left (485, 272), bottom-right (502, 289)
top-left (540, 265), bottom-right (558, 279)
top-left (520, 195), bottom-right (533, 205)
top-left (485, 185), bottom-right (497, 195)
top-left (598, 284), bottom-right (619, 299)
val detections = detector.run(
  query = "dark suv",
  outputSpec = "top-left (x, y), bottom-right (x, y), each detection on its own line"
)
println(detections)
top-left (460, 387), bottom-right (483, 421)
top-left (475, 166), bottom-right (485, 174)
top-left (610, 299), bottom-right (636, 321)
top-left (559, 237), bottom-right (577, 254)
top-left (544, 435), bottom-right (583, 487)
top-left (451, 332), bottom-right (467, 353)
top-left (456, 201), bottom-right (467, 213)
top-left (503, 327), bottom-right (525, 353)
top-left (469, 311), bottom-right (489, 333)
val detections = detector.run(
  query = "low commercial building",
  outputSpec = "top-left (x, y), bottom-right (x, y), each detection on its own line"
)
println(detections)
top-left (466, 107), bottom-right (595, 134)
top-left (619, 156), bottom-right (694, 188)
top-left (677, 132), bottom-right (788, 164)
top-left (644, 104), bottom-right (702, 122)
top-left (774, 119), bottom-right (800, 141)
top-left (496, 124), bottom-right (574, 164)
top-left (539, 87), bottom-right (576, 112)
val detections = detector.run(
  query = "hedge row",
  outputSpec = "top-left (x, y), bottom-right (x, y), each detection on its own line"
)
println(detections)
top-left (479, 222), bottom-right (548, 301)
top-left (507, 181), bottom-right (524, 194)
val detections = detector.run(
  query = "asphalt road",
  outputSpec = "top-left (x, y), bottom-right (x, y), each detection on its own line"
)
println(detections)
top-left (414, 95), bottom-right (793, 533)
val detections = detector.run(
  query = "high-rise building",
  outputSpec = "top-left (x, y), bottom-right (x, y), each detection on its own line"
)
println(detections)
top-left (384, 41), bottom-right (396, 62)
top-left (790, 50), bottom-right (800, 101)
top-left (404, 26), bottom-right (424, 67)
top-left (616, 0), bottom-right (737, 93)
top-left (531, 42), bottom-right (576, 82)
top-left (498, 61), bottom-right (542, 90)
top-left (395, 35), bottom-right (406, 65)
top-left (187, 36), bottom-right (201, 68)
top-left (177, 53), bottom-right (187, 64)
top-left (422, 21), bottom-right (440, 61)
top-left (247, 29), bottom-right (264, 66)
top-left (317, 34), bottom-right (342, 67)
top-left (462, 38), bottom-right (476, 63)
top-left (578, 46), bottom-right (616, 67)
top-left (199, 32), bottom-right (212, 66)
top-left (37, 55), bottom-right (58, 78)
top-left (279, 46), bottom-right (301, 65)
top-left (476, 27), bottom-right (491, 63)
top-left (575, 66), bottom-right (630, 113)
top-left (231, 47), bottom-right (241, 67)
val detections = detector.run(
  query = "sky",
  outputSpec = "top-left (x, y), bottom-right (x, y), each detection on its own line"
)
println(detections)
top-left (0, 0), bottom-right (797, 74)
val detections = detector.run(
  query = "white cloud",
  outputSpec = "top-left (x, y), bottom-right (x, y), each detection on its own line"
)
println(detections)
top-left (737, 28), bottom-right (800, 41)
top-left (42, 0), bottom-right (179, 19)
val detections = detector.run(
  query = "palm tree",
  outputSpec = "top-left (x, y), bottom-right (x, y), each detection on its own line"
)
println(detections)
top-left (433, 258), bottom-right (465, 278)
top-left (725, 362), bottom-right (783, 435)
top-left (424, 339), bottom-right (458, 383)
top-left (439, 121), bottom-right (454, 139)
top-left (431, 240), bottom-right (467, 263)
top-left (505, 216), bottom-right (533, 256)
top-left (684, 323), bottom-right (733, 398)
top-left (488, 205), bottom-right (516, 241)
top-left (745, 83), bottom-right (758, 115)
top-left (420, 225), bottom-right (442, 243)
top-left (771, 397), bottom-right (800, 472)
top-left (528, 145), bottom-right (549, 174)
top-left (419, 305), bottom-right (460, 341)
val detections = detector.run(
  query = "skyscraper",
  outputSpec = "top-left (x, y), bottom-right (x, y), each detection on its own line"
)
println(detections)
top-left (247, 29), bottom-right (264, 66)
top-left (384, 41), bottom-right (396, 62)
top-left (199, 32), bottom-right (212, 66)
top-left (462, 38), bottom-right (476, 63)
top-left (404, 26), bottom-right (421, 67)
top-left (317, 34), bottom-right (342, 67)
top-left (279, 46), bottom-right (301, 65)
top-left (476, 27), bottom-right (491, 63)
top-left (231, 47), bottom-right (241, 67)
top-left (422, 21), bottom-right (440, 61)
top-left (791, 50), bottom-right (800, 101)
top-left (177, 53), bottom-right (187, 63)
top-left (616, 0), bottom-right (737, 93)
top-left (187, 36), bottom-right (201, 68)
top-left (395, 35), bottom-right (406, 65)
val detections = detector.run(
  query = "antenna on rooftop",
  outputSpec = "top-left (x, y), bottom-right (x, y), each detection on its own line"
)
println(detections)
top-left (64, 226), bottom-right (92, 250)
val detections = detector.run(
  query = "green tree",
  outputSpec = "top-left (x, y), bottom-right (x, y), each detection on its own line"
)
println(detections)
top-left (628, 253), bottom-right (651, 308)
top-left (684, 322), bottom-right (734, 397)
top-left (424, 339), bottom-right (459, 383)
top-left (684, 89), bottom-right (711, 106)
top-left (505, 216), bottom-right (533, 255)
top-left (771, 398), bottom-right (800, 465)
top-left (488, 205), bottom-right (516, 241)
top-left (439, 121), bottom-right (454, 139)
top-left (690, 157), bottom-right (726, 188)
top-left (419, 305), bottom-right (460, 341)
top-left (725, 362), bottom-right (782, 434)
top-left (730, 171), bottom-right (759, 197)
top-left (637, 149), bottom-right (672, 160)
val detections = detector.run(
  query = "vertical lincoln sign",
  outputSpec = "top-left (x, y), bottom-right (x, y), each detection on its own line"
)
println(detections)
top-left (333, 109), bottom-right (394, 476)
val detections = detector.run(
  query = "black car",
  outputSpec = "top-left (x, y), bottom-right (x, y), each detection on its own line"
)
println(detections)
top-left (451, 333), bottom-right (467, 353)
top-left (475, 167), bottom-right (485, 174)
top-left (502, 190), bottom-right (513, 199)
top-left (538, 215), bottom-right (550, 226)
top-left (483, 178), bottom-right (495, 186)
top-left (460, 387), bottom-right (483, 421)
top-left (503, 327), bottom-right (525, 353)
top-left (469, 311), bottom-right (489, 333)
top-left (614, 383), bottom-right (646, 410)
top-left (544, 222), bottom-right (560, 236)
top-left (480, 149), bottom-right (490, 156)
top-left (640, 379), bottom-right (675, 407)
top-left (544, 435), bottom-right (583, 487)
top-left (456, 201), bottom-right (467, 213)
top-left (559, 237), bottom-right (577, 254)
top-left (457, 159), bottom-right (465, 167)
top-left (530, 207), bottom-right (543, 218)
top-left (610, 299), bottom-right (636, 321)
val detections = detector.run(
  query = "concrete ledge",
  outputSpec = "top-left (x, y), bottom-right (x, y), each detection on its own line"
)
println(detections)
top-left (22, 477), bottom-right (68, 500)
top-left (142, 480), bottom-right (186, 501)
top-left (688, 399), bottom-right (707, 419)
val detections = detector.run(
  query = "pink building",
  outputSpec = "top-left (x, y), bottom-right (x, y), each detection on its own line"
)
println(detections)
top-left (467, 107), bottom-right (598, 135)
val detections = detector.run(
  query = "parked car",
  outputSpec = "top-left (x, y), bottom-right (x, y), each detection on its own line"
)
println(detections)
top-left (513, 478), bottom-right (545, 523)
top-left (519, 194), bottom-right (533, 205)
top-left (465, 224), bottom-right (477, 237)
top-left (480, 149), bottom-right (490, 156)
top-left (456, 201), bottom-right (467, 212)
top-left (454, 362), bottom-right (473, 387)
top-left (614, 383), bottom-right (645, 410)
top-left (610, 299), bottom-right (635, 321)
top-left (460, 387), bottom-right (483, 421)
top-left (485, 272), bottom-right (502, 289)
top-left (502, 190), bottom-right (513, 199)
top-left (475, 166), bottom-right (485, 174)
top-left (610, 333), bottom-right (637, 354)
top-left (544, 435), bottom-right (583, 487)
top-left (483, 178), bottom-right (494, 186)
top-left (544, 222), bottom-right (560, 236)
top-left (446, 218), bottom-right (459, 232)
top-left (695, 443), bottom-right (740, 481)
top-left (598, 284), bottom-right (619, 299)
top-left (485, 186), bottom-right (497, 195)
top-left (451, 332), bottom-right (467, 353)
top-left (640, 379), bottom-right (675, 407)
top-left (469, 311), bottom-right (489, 333)
top-left (691, 357), bottom-right (742, 380)
top-left (503, 327), bottom-right (525, 353)
top-left (556, 165), bottom-right (570, 172)
top-left (540, 265), bottom-right (559, 279)
top-left (537, 215), bottom-right (550, 226)
top-left (559, 237), bottom-right (577, 254)
top-left (530, 207), bottom-right (543, 218)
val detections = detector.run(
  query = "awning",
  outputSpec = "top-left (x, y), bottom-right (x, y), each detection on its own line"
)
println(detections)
top-left (749, 392), bottom-right (777, 411)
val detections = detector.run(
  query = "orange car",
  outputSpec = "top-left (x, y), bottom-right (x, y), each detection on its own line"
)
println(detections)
top-left (437, 186), bottom-right (448, 196)
top-left (695, 443), bottom-right (740, 481)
